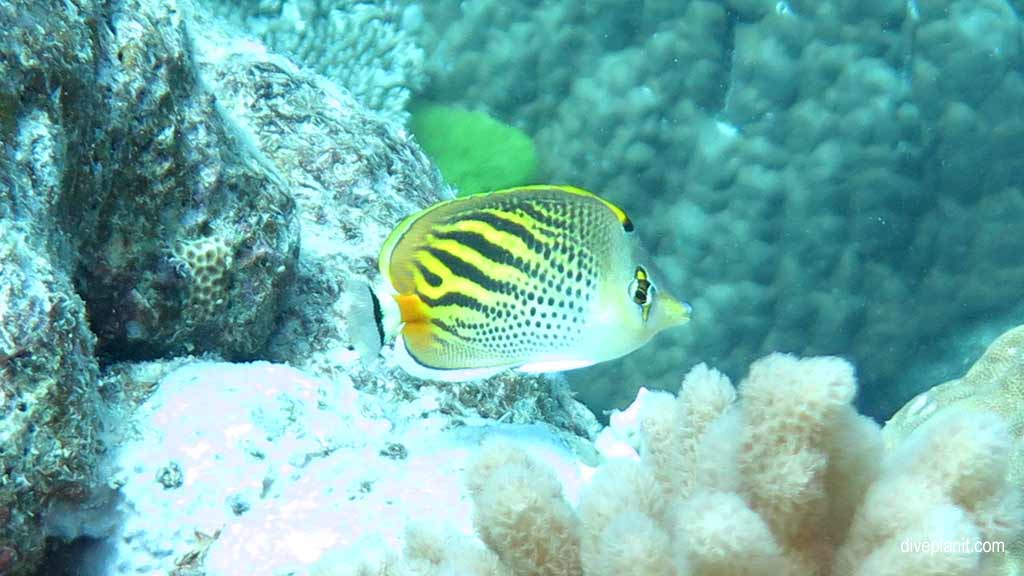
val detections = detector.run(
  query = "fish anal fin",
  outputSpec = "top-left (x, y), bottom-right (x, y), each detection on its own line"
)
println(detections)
top-left (402, 317), bottom-right (435, 355)
top-left (393, 335), bottom-right (509, 382)
top-left (517, 359), bottom-right (596, 373)
top-left (394, 293), bottom-right (436, 361)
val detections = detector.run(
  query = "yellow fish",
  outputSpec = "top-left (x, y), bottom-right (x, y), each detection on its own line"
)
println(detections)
top-left (354, 185), bottom-right (691, 381)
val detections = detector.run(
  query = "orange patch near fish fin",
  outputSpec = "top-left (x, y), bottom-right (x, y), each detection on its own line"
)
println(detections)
top-left (394, 293), bottom-right (437, 364)
top-left (401, 319), bottom-right (437, 363)
top-left (394, 293), bottom-right (428, 323)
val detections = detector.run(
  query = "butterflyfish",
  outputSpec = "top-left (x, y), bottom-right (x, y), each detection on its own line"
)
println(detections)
top-left (351, 185), bottom-right (692, 381)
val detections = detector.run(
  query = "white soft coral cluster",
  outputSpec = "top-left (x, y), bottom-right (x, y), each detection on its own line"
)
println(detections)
top-left (341, 353), bottom-right (1021, 575)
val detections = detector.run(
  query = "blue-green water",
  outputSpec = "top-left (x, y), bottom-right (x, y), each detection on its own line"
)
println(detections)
top-left (418, 0), bottom-right (1024, 422)
top-left (265, 0), bottom-right (1024, 422)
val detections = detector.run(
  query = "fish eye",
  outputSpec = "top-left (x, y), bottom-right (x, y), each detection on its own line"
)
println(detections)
top-left (631, 266), bottom-right (652, 305)
top-left (630, 266), bottom-right (654, 323)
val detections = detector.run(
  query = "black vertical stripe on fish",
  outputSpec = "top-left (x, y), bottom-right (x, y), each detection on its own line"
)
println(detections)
top-left (418, 290), bottom-right (486, 312)
top-left (414, 261), bottom-right (444, 288)
top-left (431, 230), bottom-right (523, 270)
top-left (369, 284), bottom-right (384, 347)
top-left (451, 210), bottom-right (550, 248)
top-left (424, 245), bottom-right (516, 297)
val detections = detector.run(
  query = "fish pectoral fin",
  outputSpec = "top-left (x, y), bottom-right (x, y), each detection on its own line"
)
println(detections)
top-left (345, 282), bottom-right (386, 364)
top-left (399, 316), bottom-right (436, 360)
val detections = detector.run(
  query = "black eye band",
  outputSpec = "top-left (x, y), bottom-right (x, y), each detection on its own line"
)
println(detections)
top-left (633, 266), bottom-right (651, 305)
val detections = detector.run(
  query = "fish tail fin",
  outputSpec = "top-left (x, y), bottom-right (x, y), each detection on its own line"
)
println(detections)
top-left (347, 281), bottom-right (398, 364)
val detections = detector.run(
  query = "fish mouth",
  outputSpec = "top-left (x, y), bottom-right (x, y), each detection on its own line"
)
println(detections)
top-left (679, 301), bottom-right (693, 325)
top-left (659, 296), bottom-right (692, 328)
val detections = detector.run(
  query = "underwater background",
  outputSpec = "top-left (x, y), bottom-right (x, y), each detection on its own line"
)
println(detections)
top-left (204, 0), bottom-right (1024, 421)
top-left (1, 0), bottom-right (1023, 575)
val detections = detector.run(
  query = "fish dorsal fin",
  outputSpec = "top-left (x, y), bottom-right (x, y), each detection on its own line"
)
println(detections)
top-left (379, 185), bottom-right (632, 285)
top-left (512, 185), bottom-right (634, 232)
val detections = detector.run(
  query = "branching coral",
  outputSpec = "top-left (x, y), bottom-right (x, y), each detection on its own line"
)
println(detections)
top-left (330, 353), bottom-right (1022, 575)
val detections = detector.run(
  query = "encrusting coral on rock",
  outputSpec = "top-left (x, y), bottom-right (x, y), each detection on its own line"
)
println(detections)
top-left (5, 0), bottom-right (1024, 573)
top-left (321, 351), bottom-right (1022, 576)
top-left (0, 0), bottom-right (597, 573)
top-left (200, 0), bottom-right (426, 122)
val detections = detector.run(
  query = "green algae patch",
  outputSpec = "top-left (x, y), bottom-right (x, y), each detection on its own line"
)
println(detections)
top-left (410, 104), bottom-right (537, 197)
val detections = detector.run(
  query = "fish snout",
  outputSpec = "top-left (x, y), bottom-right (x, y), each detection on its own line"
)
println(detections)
top-left (659, 294), bottom-right (692, 329)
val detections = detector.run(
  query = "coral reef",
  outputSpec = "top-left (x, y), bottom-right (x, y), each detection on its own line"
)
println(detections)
top-left (0, 220), bottom-right (103, 572)
top-left (885, 324), bottom-right (1024, 570)
top-left (173, 236), bottom-right (236, 323)
top-left (401, 0), bottom-right (1024, 421)
top-left (190, 17), bottom-right (441, 370)
top-left (45, 360), bottom-right (594, 575)
top-left (2, 0), bottom-right (301, 365)
top-left (5, 0), bottom-right (1023, 574)
top-left (190, 17), bottom-right (595, 438)
top-left (329, 353), bottom-right (1022, 575)
top-left (199, 0), bottom-right (426, 122)
top-left (53, 0), bottom-right (591, 426)
top-left (1, 0), bottom-right (593, 573)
